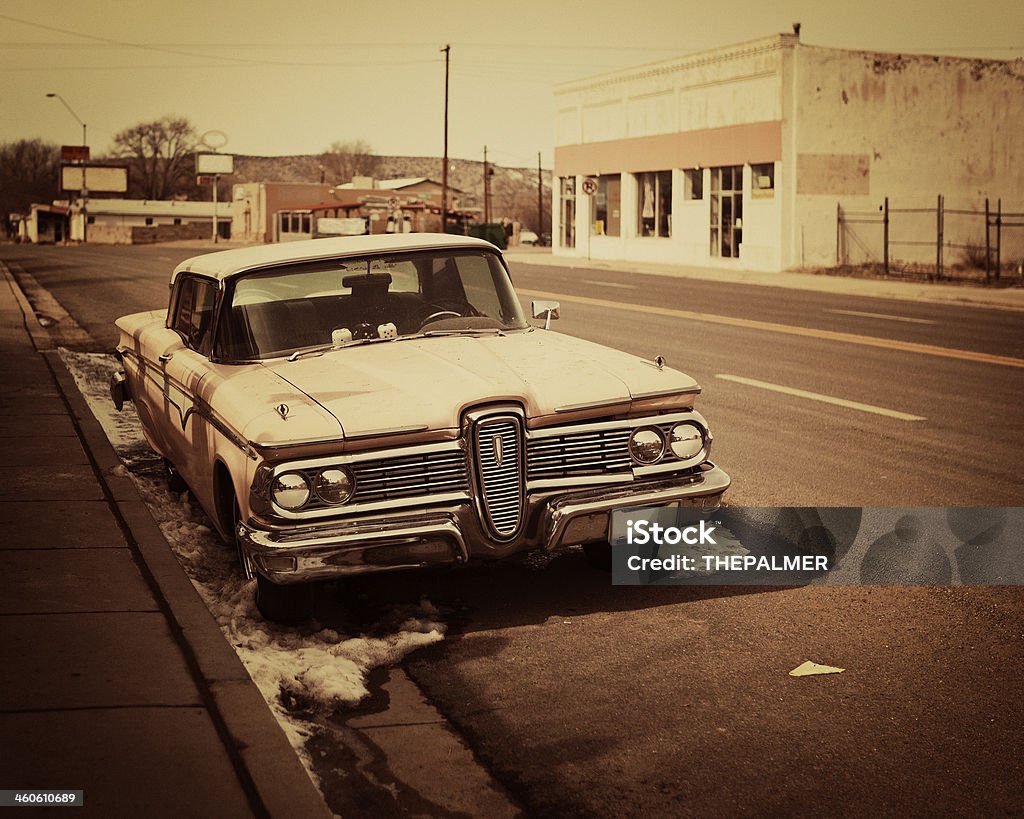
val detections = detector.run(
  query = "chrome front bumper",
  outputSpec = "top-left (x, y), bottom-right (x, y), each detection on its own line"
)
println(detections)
top-left (239, 463), bottom-right (730, 584)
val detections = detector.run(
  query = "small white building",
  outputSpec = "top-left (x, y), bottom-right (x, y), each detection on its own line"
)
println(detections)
top-left (68, 198), bottom-right (228, 243)
top-left (553, 33), bottom-right (1024, 271)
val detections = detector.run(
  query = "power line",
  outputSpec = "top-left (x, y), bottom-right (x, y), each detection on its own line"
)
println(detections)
top-left (0, 12), bottom-right (340, 66)
top-left (0, 58), bottom-right (441, 72)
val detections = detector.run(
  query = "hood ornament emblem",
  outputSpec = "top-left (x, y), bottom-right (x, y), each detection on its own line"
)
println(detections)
top-left (276, 403), bottom-right (290, 420)
top-left (493, 435), bottom-right (504, 467)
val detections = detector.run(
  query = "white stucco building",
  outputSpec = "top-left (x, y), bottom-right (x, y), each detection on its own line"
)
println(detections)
top-left (552, 33), bottom-right (1024, 271)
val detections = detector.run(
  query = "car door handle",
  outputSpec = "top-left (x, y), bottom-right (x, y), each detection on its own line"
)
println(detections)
top-left (158, 353), bottom-right (174, 363)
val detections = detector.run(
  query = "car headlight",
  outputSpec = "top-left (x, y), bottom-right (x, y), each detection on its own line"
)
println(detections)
top-left (629, 427), bottom-right (665, 464)
top-left (668, 423), bottom-right (705, 461)
top-left (314, 467), bottom-right (355, 504)
top-left (272, 472), bottom-right (311, 510)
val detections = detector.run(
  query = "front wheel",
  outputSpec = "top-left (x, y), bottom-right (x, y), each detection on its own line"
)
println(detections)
top-left (255, 573), bottom-right (314, 624)
top-left (582, 541), bottom-right (612, 571)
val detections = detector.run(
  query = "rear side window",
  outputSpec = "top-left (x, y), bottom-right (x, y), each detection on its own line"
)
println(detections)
top-left (171, 275), bottom-right (219, 356)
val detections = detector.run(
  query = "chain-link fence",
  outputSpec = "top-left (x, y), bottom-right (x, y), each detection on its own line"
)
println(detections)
top-left (837, 197), bottom-right (1024, 284)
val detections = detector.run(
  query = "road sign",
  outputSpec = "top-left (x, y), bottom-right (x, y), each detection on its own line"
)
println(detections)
top-left (196, 175), bottom-right (215, 185)
top-left (582, 177), bottom-right (598, 195)
top-left (61, 145), bottom-right (90, 163)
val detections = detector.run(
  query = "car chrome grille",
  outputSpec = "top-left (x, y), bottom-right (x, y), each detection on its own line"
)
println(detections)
top-left (350, 449), bottom-right (469, 504)
top-left (475, 416), bottom-right (524, 539)
top-left (526, 428), bottom-right (633, 480)
top-left (300, 448), bottom-right (469, 510)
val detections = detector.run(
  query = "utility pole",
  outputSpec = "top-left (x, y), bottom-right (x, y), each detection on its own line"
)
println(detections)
top-left (483, 145), bottom-right (490, 223)
top-left (47, 92), bottom-right (88, 243)
top-left (441, 44), bottom-right (450, 234)
top-left (537, 152), bottom-right (543, 240)
top-left (212, 174), bottom-right (220, 243)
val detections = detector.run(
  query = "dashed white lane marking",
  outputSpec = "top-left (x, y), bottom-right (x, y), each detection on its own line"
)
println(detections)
top-left (715, 374), bottom-right (927, 421)
top-left (825, 308), bottom-right (937, 325)
top-left (581, 279), bottom-right (637, 290)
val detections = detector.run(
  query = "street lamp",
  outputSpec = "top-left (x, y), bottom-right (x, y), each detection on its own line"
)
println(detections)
top-left (46, 93), bottom-right (87, 149)
top-left (46, 92), bottom-right (88, 242)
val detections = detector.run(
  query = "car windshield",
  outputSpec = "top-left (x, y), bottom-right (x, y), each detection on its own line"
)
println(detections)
top-left (215, 248), bottom-right (529, 361)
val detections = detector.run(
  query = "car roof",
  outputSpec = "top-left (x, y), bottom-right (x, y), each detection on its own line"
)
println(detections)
top-left (171, 233), bottom-right (501, 284)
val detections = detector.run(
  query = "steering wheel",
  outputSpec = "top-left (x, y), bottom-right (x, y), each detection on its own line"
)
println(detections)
top-left (419, 310), bottom-right (462, 327)
top-left (233, 289), bottom-right (278, 306)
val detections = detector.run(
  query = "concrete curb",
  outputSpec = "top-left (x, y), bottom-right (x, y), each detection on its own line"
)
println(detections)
top-left (3, 262), bottom-right (331, 819)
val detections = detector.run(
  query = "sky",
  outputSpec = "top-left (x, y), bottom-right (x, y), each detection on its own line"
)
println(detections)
top-left (2, 0), bottom-right (1021, 169)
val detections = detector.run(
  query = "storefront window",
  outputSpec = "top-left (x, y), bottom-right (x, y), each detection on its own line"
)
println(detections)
top-left (559, 177), bottom-right (576, 248)
top-left (684, 168), bottom-right (703, 200)
top-left (593, 174), bottom-right (620, 236)
top-left (752, 163), bottom-right (775, 196)
top-left (709, 166), bottom-right (743, 258)
top-left (636, 171), bottom-right (672, 237)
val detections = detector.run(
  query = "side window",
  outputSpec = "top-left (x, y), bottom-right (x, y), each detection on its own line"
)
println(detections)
top-left (171, 277), bottom-right (194, 338)
top-left (171, 276), bottom-right (219, 356)
top-left (189, 279), bottom-right (219, 356)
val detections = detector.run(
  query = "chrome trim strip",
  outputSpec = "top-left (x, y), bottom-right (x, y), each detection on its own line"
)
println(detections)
top-left (540, 464), bottom-right (731, 551)
top-left (272, 439), bottom-right (465, 472)
top-left (528, 473), bottom-right (634, 491)
top-left (528, 410), bottom-right (699, 439)
top-left (271, 490), bottom-right (470, 522)
top-left (631, 387), bottom-right (702, 399)
top-left (553, 397), bottom-right (631, 414)
top-left (344, 424), bottom-right (431, 439)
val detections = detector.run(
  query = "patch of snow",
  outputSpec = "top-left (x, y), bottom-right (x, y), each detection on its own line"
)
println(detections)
top-left (59, 349), bottom-right (446, 782)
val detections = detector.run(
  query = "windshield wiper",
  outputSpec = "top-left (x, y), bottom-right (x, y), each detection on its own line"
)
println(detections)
top-left (421, 328), bottom-right (505, 337)
top-left (286, 336), bottom-right (399, 362)
top-left (286, 328), bottom-right (506, 361)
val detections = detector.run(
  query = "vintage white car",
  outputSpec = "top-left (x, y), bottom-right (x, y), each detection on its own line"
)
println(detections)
top-left (112, 234), bottom-right (729, 620)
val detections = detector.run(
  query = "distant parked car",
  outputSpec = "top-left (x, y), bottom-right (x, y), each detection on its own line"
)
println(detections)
top-left (111, 234), bottom-right (729, 621)
top-left (518, 228), bottom-right (539, 245)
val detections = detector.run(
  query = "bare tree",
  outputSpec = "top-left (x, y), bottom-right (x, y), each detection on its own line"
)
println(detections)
top-left (110, 116), bottom-right (197, 199)
top-left (0, 139), bottom-right (61, 221)
top-left (320, 140), bottom-right (381, 184)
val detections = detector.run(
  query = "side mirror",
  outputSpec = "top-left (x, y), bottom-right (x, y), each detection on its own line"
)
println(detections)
top-left (531, 299), bottom-right (561, 330)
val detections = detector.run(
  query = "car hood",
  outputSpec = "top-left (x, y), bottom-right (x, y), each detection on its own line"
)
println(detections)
top-left (262, 329), bottom-right (699, 437)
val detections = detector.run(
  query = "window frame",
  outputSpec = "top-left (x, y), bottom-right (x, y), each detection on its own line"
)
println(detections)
top-left (559, 176), bottom-right (576, 249)
top-left (751, 162), bottom-right (775, 197)
top-left (636, 170), bottom-right (672, 238)
top-left (709, 165), bottom-right (743, 259)
top-left (167, 273), bottom-right (222, 358)
top-left (684, 168), bottom-right (704, 201)
top-left (593, 174), bottom-right (621, 237)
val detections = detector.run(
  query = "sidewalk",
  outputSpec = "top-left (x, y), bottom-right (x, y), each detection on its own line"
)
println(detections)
top-left (0, 264), bottom-right (330, 817)
top-left (503, 248), bottom-right (1024, 312)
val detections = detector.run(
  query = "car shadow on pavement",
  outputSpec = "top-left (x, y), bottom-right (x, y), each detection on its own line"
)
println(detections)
top-left (316, 549), bottom-right (786, 637)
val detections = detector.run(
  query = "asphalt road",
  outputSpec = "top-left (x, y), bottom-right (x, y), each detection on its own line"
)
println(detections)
top-left (3, 242), bottom-right (1023, 816)
top-left (4, 243), bottom-right (1022, 506)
